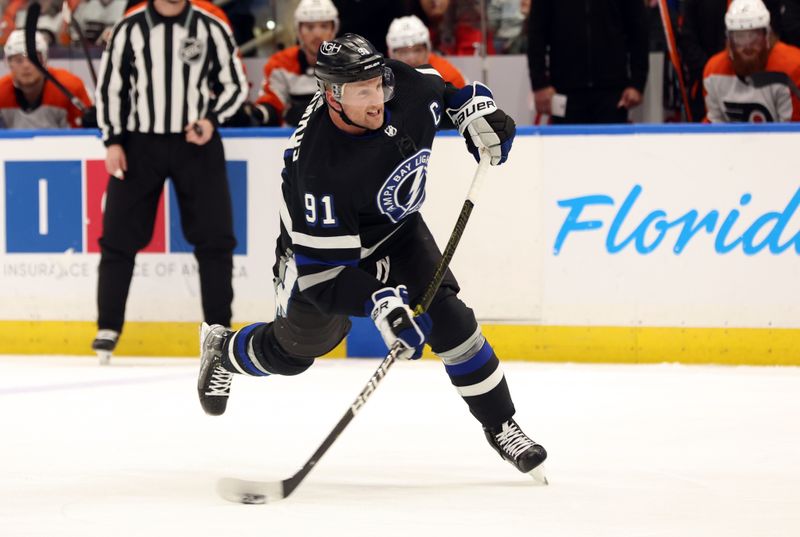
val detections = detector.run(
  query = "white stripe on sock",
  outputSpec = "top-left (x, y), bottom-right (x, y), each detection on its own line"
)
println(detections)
top-left (456, 364), bottom-right (504, 397)
top-left (226, 332), bottom-right (249, 375)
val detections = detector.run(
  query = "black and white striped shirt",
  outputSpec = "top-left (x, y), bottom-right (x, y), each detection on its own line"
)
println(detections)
top-left (96, 1), bottom-right (247, 145)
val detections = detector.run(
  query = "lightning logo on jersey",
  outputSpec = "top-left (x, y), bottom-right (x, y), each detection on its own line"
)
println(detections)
top-left (377, 149), bottom-right (430, 223)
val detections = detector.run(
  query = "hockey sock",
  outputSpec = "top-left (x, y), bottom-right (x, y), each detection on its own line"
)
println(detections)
top-left (222, 322), bottom-right (315, 377)
top-left (442, 338), bottom-right (515, 427)
top-left (221, 323), bottom-right (271, 376)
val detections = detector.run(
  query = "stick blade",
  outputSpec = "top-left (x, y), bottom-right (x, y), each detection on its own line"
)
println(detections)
top-left (217, 477), bottom-right (285, 505)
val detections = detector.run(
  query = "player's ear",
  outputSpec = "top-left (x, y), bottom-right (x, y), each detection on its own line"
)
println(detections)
top-left (324, 89), bottom-right (342, 111)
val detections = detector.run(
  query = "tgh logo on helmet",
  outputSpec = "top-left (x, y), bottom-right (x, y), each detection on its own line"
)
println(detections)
top-left (320, 41), bottom-right (342, 56)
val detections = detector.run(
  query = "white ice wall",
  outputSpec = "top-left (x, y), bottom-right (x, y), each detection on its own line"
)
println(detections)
top-left (1, 126), bottom-right (798, 329)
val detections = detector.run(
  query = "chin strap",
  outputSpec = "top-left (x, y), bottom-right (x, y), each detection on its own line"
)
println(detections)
top-left (331, 101), bottom-right (374, 131)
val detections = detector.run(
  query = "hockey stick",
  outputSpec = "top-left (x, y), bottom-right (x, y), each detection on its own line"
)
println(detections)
top-left (62, 0), bottom-right (98, 88)
top-left (750, 71), bottom-right (800, 100)
top-left (217, 149), bottom-right (492, 505)
top-left (657, 0), bottom-right (693, 122)
top-left (24, 2), bottom-right (88, 113)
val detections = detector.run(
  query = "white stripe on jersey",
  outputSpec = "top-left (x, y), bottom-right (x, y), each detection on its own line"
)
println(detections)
top-left (96, 5), bottom-right (247, 141)
top-left (280, 195), bottom-right (293, 233)
top-left (150, 24), bottom-right (167, 133)
top-left (298, 266), bottom-right (345, 291)
top-left (97, 26), bottom-right (128, 141)
top-left (130, 24), bottom-right (150, 131)
top-left (185, 21), bottom-right (207, 126)
top-left (291, 230), bottom-right (361, 250)
top-left (360, 225), bottom-right (402, 259)
top-left (208, 22), bottom-right (247, 123)
top-left (170, 24), bottom-right (187, 132)
top-left (416, 67), bottom-right (442, 78)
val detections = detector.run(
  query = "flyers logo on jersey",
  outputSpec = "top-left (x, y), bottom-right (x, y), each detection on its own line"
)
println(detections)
top-left (724, 101), bottom-right (774, 122)
top-left (377, 149), bottom-right (430, 223)
top-left (320, 42), bottom-right (342, 56)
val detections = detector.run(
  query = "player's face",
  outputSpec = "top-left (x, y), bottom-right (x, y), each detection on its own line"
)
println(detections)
top-left (420, 0), bottom-right (450, 18)
top-left (340, 76), bottom-right (385, 130)
top-left (299, 21), bottom-right (337, 61)
top-left (7, 54), bottom-right (43, 88)
top-left (390, 44), bottom-right (428, 68)
top-left (729, 29), bottom-right (769, 77)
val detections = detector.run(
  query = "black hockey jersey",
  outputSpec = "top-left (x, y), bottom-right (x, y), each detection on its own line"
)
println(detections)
top-left (278, 59), bottom-right (455, 316)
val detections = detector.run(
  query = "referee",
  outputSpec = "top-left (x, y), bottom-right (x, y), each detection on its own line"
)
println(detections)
top-left (92, 0), bottom-right (248, 363)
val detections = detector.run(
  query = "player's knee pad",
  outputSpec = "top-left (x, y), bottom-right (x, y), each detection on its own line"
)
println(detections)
top-left (252, 325), bottom-right (315, 376)
top-left (274, 300), bottom-right (351, 358)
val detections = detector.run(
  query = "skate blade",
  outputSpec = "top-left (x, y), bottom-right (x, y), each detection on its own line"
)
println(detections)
top-left (217, 477), bottom-right (285, 505)
top-left (527, 464), bottom-right (548, 486)
top-left (96, 351), bottom-right (111, 366)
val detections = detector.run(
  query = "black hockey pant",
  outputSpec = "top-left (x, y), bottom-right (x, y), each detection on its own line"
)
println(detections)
top-left (221, 216), bottom-right (515, 428)
top-left (97, 132), bottom-right (236, 332)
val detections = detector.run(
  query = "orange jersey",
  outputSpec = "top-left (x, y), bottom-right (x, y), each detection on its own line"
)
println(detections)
top-left (0, 67), bottom-right (92, 128)
top-left (125, 0), bottom-right (231, 26)
top-left (427, 53), bottom-right (466, 88)
top-left (256, 46), bottom-right (318, 126)
top-left (0, 0), bottom-right (26, 45)
top-left (703, 42), bottom-right (800, 122)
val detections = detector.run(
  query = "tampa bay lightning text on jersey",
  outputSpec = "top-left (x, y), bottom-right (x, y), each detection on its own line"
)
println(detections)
top-left (278, 59), bottom-right (452, 316)
top-left (378, 149), bottom-right (429, 223)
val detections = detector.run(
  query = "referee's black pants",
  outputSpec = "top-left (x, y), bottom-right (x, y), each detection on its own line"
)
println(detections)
top-left (97, 132), bottom-right (236, 332)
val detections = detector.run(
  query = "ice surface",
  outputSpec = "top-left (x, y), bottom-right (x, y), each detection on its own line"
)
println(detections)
top-left (1, 356), bottom-right (799, 537)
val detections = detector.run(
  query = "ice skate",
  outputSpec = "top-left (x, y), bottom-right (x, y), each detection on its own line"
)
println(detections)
top-left (484, 419), bottom-right (548, 485)
top-left (197, 323), bottom-right (234, 416)
top-left (91, 329), bottom-right (119, 365)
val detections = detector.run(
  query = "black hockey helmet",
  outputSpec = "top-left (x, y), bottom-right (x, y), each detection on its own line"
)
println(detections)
top-left (315, 33), bottom-right (386, 85)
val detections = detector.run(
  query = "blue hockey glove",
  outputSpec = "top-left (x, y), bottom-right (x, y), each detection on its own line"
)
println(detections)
top-left (445, 82), bottom-right (516, 165)
top-left (368, 285), bottom-right (432, 360)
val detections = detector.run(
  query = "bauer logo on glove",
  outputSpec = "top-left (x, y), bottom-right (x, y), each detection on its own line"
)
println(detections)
top-left (445, 82), bottom-right (516, 166)
top-left (367, 285), bottom-right (432, 360)
top-left (450, 97), bottom-right (497, 132)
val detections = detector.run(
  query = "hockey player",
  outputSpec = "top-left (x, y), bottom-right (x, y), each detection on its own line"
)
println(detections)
top-left (197, 33), bottom-right (547, 478)
top-left (0, 29), bottom-right (93, 128)
top-left (250, 0), bottom-right (339, 126)
top-left (704, 0), bottom-right (800, 122)
top-left (386, 15), bottom-right (466, 88)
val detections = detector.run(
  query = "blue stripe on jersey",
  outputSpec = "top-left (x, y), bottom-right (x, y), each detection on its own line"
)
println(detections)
top-left (294, 253), bottom-right (359, 267)
top-left (236, 322), bottom-right (269, 377)
top-left (444, 341), bottom-right (494, 377)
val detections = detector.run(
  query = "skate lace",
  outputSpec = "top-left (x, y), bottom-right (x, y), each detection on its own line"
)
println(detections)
top-left (95, 329), bottom-right (118, 342)
top-left (495, 421), bottom-right (535, 460)
top-left (206, 365), bottom-right (233, 397)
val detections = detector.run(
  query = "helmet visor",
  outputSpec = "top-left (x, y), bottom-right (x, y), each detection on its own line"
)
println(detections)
top-left (336, 66), bottom-right (395, 106)
top-left (729, 29), bottom-right (767, 49)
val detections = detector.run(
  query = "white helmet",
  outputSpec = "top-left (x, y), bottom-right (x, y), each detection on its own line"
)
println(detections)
top-left (386, 15), bottom-right (431, 52)
top-left (725, 0), bottom-right (770, 31)
top-left (4, 29), bottom-right (48, 63)
top-left (295, 0), bottom-right (340, 34)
